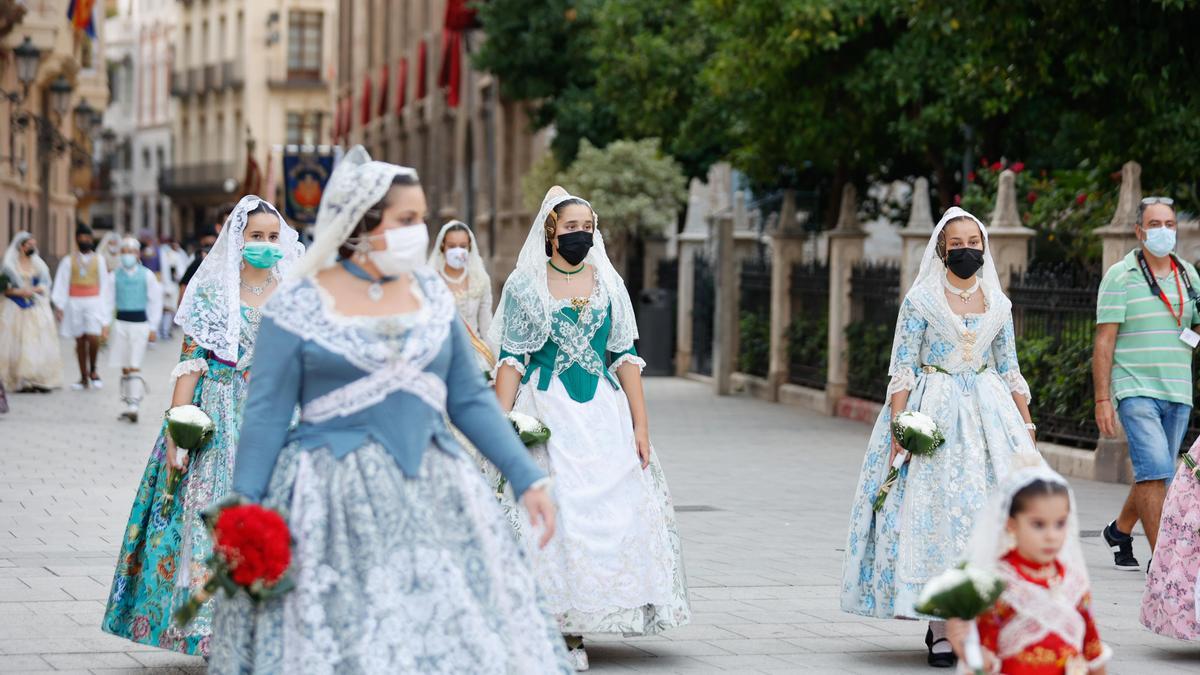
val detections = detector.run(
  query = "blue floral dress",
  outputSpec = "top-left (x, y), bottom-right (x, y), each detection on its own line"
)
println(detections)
top-left (101, 305), bottom-right (261, 655)
top-left (840, 285), bottom-right (1036, 620)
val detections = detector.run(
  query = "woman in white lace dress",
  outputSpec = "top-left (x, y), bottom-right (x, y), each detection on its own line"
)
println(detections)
top-left (428, 220), bottom-right (494, 372)
top-left (490, 186), bottom-right (691, 670)
top-left (209, 147), bottom-right (572, 674)
top-left (839, 207), bottom-right (1040, 667)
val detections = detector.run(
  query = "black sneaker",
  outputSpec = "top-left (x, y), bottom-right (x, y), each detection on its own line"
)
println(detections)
top-left (1102, 521), bottom-right (1140, 571)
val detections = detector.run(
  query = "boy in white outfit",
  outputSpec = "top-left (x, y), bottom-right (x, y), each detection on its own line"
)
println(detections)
top-left (104, 238), bottom-right (162, 422)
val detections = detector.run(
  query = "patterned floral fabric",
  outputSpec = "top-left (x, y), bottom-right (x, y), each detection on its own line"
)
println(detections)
top-left (208, 443), bottom-right (573, 674)
top-left (101, 306), bottom-right (261, 655)
top-left (1141, 439), bottom-right (1200, 641)
top-left (0, 271), bottom-right (63, 390)
top-left (840, 293), bottom-right (1036, 619)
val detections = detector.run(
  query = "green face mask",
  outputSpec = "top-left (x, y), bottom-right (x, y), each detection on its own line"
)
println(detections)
top-left (242, 242), bottom-right (284, 269)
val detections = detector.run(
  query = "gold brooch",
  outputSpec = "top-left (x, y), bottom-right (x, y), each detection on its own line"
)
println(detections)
top-left (569, 296), bottom-right (589, 313)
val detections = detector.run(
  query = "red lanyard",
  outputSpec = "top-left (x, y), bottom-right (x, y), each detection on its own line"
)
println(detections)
top-left (1155, 258), bottom-right (1185, 328)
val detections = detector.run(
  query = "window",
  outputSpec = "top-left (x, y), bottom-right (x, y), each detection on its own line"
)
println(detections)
top-left (286, 111), bottom-right (321, 145)
top-left (143, 148), bottom-right (152, 170)
top-left (288, 11), bottom-right (323, 81)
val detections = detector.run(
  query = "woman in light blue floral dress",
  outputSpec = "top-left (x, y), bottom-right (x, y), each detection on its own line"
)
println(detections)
top-left (840, 207), bottom-right (1041, 667)
top-left (101, 197), bottom-right (303, 655)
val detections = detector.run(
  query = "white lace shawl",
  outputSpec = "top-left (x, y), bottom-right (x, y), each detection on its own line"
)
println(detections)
top-left (174, 195), bottom-right (304, 363)
top-left (428, 220), bottom-right (490, 293)
top-left (488, 186), bottom-right (638, 355)
top-left (1, 232), bottom-right (51, 289)
top-left (888, 207), bottom-right (1014, 393)
top-left (966, 463), bottom-right (1094, 659)
top-left (293, 145), bottom-right (419, 278)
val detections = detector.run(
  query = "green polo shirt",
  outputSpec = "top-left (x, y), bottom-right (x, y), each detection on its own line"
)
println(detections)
top-left (1097, 249), bottom-right (1200, 405)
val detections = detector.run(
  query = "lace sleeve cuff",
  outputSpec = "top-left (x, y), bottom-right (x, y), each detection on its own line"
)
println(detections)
top-left (885, 369), bottom-right (918, 397)
top-left (609, 353), bottom-right (647, 376)
top-left (1002, 369), bottom-right (1032, 403)
top-left (491, 355), bottom-right (526, 380)
top-left (171, 358), bottom-right (209, 382)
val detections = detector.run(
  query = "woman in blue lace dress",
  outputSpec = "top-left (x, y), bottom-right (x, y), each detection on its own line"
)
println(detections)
top-left (101, 197), bottom-right (303, 655)
top-left (208, 147), bottom-right (571, 674)
top-left (839, 207), bottom-right (1041, 667)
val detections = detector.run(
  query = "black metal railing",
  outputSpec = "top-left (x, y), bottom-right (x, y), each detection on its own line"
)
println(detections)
top-left (738, 258), bottom-right (771, 377)
top-left (1009, 264), bottom-right (1101, 448)
top-left (846, 260), bottom-right (901, 401)
top-left (691, 252), bottom-right (715, 376)
top-left (788, 260), bottom-right (829, 389)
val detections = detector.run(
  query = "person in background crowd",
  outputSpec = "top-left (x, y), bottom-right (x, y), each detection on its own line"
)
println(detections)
top-left (98, 230), bottom-right (123, 272)
top-left (157, 235), bottom-right (186, 341)
top-left (52, 222), bottom-right (112, 390)
top-left (104, 237), bottom-right (163, 423)
top-left (1094, 197), bottom-right (1199, 571)
top-left (180, 204), bottom-right (231, 293)
top-left (0, 232), bottom-right (63, 392)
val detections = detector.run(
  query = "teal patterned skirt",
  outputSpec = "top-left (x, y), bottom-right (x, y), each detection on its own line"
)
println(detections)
top-left (100, 361), bottom-right (249, 655)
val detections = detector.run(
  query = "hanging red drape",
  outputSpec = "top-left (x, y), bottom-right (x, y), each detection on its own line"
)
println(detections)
top-left (360, 73), bottom-right (373, 125)
top-left (416, 40), bottom-right (427, 100)
top-left (377, 63), bottom-right (390, 117)
top-left (443, 0), bottom-right (477, 31)
top-left (438, 29), bottom-right (463, 108)
top-left (395, 57), bottom-right (409, 115)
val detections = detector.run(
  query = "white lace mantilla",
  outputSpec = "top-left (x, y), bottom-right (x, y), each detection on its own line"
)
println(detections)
top-left (265, 270), bottom-right (456, 421)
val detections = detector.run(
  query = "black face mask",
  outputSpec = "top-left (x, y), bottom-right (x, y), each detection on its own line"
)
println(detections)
top-left (77, 240), bottom-right (94, 253)
top-left (555, 231), bottom-right (594, 266)
top-left (22, 247), bottom-right (35, 257)
top-left (945, 247), bottom-right (985, 280)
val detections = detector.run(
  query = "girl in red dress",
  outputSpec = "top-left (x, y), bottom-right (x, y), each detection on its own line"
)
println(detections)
top-left (950, 463), bottom-right (1111, 674)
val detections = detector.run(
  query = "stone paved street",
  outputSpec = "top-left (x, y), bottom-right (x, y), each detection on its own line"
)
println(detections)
top-left (1, 337), bottom-right (1197, 673)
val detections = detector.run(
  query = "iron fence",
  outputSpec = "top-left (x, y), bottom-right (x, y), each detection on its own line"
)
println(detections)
top-left (1009, 264), bottom-right (1101, 448)
top-left (846, 261), bottom-right (901, 401)
top-left (738, 259), bottom-right (772, 377)
top-left (788, 261), bottom-right (829, 389)
top-left (691, 252), bottom-right (715, 376)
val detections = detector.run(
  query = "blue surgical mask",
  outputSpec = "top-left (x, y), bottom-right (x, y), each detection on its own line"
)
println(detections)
top-left (242, 242), bottom-right (284, 269)
top-left (1144, 227), bottom-right (1176, 257)
top-left (120, 253), bottom-right (139, 269)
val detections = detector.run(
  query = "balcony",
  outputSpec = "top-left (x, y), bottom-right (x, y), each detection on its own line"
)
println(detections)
top-left (204, 63), bottom-right (218, 92)
top-left (268, 69), bottom-right (326, 91)
top-left (223, 60), bottom-right (244, 89)
top-left (187, 67), bottom-right (202, 95)
top-left (169, 70), bottom-right (190, 97)
top-left (159, 162), bottom-right (240, 199)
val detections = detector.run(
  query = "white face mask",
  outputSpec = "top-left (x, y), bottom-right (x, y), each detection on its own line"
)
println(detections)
top-left (445, 246), bottom-right (469, 270)
top-left (368, 225), bottom-right (428, 276)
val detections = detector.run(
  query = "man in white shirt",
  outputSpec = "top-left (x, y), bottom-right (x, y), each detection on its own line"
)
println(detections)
top-left (51, 222), bottom-right (112, 390)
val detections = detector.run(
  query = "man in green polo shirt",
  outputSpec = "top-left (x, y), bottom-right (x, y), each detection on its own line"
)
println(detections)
top-left (1093, 197), bottom-right (1198, 571)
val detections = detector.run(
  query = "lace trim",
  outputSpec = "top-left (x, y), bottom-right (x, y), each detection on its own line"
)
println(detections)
top-left (302, 360), bottom-right (447, 423)
top-left (170, 358), bottom-right (209, 381)
top-left (885, 368), bottom-right (918, 397)
top-left (1002, 370), bottom-right (1032, 403)
top-left (608, 353), bottom-right (646, 376)
top-left (492, 355), bottom-right (526, 379)
top-left (549, 284), bottom-right (609, 380)
top-left (1088, 644), bottom-right (1113, 668)
top-left (994, 561), bottom-right (1089, 659)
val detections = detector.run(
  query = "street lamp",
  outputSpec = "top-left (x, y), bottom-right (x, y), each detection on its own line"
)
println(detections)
top-left (48, 75), bottom-right (72, 118)
top-left (13, 36), bottom-right (40, 91)
top-left (73, 99), bottom-right (97, 136)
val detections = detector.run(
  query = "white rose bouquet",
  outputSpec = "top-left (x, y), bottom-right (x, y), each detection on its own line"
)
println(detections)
top-left (507, 411), bottom-right (551, 448)
top-left (916, 564), bottom-right (1006, 674)
top-left (161, 404), bottom-right (215, 515)
top-left (873, 410), bottom-right (945, 512)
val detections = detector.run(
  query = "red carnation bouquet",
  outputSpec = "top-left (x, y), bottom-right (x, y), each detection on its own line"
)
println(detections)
top-left (175, 499), bottom-right (295, 626)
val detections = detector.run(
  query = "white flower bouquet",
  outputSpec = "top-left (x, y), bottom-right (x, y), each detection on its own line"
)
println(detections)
top-left (507, 411), bottom-right (551, 448)
top-left (161, 404), bottom-right (215, 515)
top-left (873, 410), bottom-right (945, 512)
top-left (916, 564), bottom-right (1006, 674)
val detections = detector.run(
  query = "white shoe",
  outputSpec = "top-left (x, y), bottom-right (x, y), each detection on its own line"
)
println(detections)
top-left (91, 379), bottom-right (104, 389)
top-left (71, 382), bottom-right (87, 391)
top-left (567, 647), bottom-right (589, 672)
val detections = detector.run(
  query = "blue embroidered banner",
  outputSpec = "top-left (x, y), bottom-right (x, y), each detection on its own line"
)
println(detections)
top-left (282, 152), bottom-right (333, 224)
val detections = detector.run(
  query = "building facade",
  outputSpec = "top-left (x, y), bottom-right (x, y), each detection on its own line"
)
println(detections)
top-left (165, 0), bottom-right (336, 235)
top-left (0, 0), bottom-right (109, 265)
top-left (335, 0), bottom-right (550, 286)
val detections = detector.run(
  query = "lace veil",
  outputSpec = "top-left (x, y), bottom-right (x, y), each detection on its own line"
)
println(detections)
top-left (488, 186), bottom-right (638, 354)
top-left (293, 145), bottom-right (420, 278)
top-left (175, 195), bottom-right (304, 362)
top-left (428, 220), bottom-right (490, 290)
top-left (965, 460), bottom-right (1091, 657)
top-left (2, 232), bottom-right (51, 289)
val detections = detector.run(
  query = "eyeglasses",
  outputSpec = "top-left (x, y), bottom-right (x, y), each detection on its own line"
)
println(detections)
top-left (1141, 196), bottom-right (1175, 206)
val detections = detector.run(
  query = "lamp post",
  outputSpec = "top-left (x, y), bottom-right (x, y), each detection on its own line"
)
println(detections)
top-left (36, 75), bottom-right (74, 246)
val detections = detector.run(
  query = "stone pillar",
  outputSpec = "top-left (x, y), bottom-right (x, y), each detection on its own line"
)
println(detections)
top-left (1095, 160), bottom-right (1142, 271)
top-left (987, 169), bottom-right (1035, 290)
top-left (826, 184), bottom-right (867, 402)
top-left (713, 195), bottom-right (741, 395)
top-left (1093, 160), bottom-right (1142, 484)
top-left (767, 190), bottom-right (803, 400)
top-left (675, 176), bottom-right (714, 376)
top-left (899, 177), bottom-right (935, 300)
